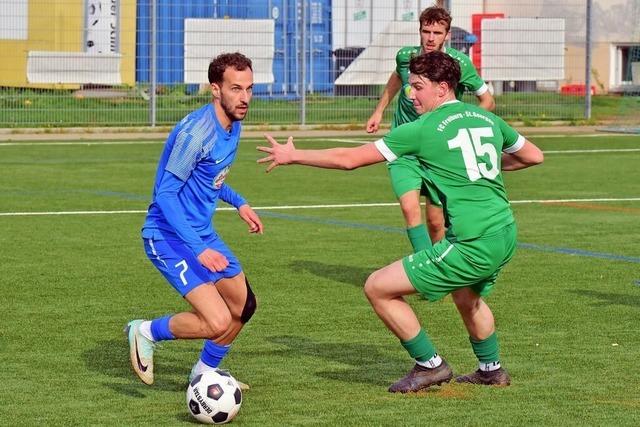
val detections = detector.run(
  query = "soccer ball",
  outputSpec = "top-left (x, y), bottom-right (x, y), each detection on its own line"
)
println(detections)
top-left (186, 370), bottom-right (242, 424)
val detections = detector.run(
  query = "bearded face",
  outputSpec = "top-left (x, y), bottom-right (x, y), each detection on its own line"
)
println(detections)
top-left (212, 67), bottom-right (254, 126)
top-left (419, 21), bottom-right (450, 53)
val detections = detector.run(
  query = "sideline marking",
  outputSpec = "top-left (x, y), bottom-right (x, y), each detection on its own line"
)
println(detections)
top-left (1, 137), bottom-right (639, 155)
top-left (2, 197), bottom-right (639, 217)
top-left (517, 243), bottom-right (640, 264)
top-left (530, 133), bottom-right (639, 138)
top-left (0, 203), bottom-right (393, 216)
top-left (325, 138), bottom-right (370, 144)
top-left (257, 211), bottom-right (640, 265)
top-left (543, 148), bottom-right (640, 154)
top-left (0, 140), bottom-right (163, 146)
top-left (545, 202), bottom-right (640, 214)
top-left (323, 134), bottom-right (640, 142)
top-left (323, 138), bottom-right (640, 154)
top-left (2, 200), bottom-right (638, 265)
top-left (512, 197), bottom-right (640, 204)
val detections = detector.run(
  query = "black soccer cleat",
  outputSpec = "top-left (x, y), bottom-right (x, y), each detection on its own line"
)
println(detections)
top-left (455, 367), bottom-right (511, 386)
top-left (388, 361), bottom-right (453, 393)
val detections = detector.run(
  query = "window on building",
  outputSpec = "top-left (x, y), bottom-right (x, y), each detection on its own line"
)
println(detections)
top-left (618, 45), bottom-right (640, 85)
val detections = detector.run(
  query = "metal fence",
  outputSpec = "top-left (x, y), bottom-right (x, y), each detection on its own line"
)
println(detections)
top-left (0, 0), bottom-right (638, 128)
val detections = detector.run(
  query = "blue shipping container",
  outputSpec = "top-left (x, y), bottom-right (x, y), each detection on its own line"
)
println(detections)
top-left (136, 0), bottom-right (333, 96)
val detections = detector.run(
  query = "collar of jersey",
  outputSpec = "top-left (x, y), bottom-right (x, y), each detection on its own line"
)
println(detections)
top-left (430, 99), bottom-right (461, 114)
top-left (439, 99), bottom-right (461, 107)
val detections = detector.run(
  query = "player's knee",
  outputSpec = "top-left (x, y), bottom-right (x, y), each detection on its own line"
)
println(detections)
top-left (240, 277), bottom-right (257, 324)
top-left (363, 272), bottom-right (382, 303)
top-left (426, 214), bottom-right (444, 231)
top-left (204, 312), bottom-right (233, 339)
top-left (426, 205), bottom-right (445, 229)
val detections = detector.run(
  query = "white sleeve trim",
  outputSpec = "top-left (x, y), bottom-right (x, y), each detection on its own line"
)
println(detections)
top-left (503, 134), bottom-right (525, 153)
top-left (374, 139), bottom-right (398, 162)
top-left (474, 82), bottom-right (489, 96)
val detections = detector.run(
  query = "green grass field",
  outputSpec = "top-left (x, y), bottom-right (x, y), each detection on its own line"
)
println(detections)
top-left (1, 133), bottom-right (639, 426)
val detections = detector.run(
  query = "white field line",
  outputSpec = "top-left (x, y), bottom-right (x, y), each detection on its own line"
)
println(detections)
top-left (529, 133), bottom-right (639, 138)
top-left (0, 139), bottom-right (368, 147)
top-left (0, 140), bottom-right (163, 146)
top-left (2, 197), bottom-right (640, 217)
top-left (325, 133), bottom-right (640, 142)
top-left (324, 142), bottom-right (640, 155)
top-left (324, 138), bottom-right (370, 144)
top-left (543, 148), bottom-right (640, 154)
top-left (1, 138), bottom-right (638, 155)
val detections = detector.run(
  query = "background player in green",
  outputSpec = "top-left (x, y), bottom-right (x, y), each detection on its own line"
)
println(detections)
top-left (366, 7), bottom-right (495, 253)
top-left (257, 51), bottom-right (543, 393)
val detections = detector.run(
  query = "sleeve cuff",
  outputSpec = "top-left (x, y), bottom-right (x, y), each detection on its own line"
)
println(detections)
top-left (474, 83), bottom-right (489, 96)
top-left (374, 139), bottom-right (398, 162)
top-left (234, 198), bottom-right (247, 209)
top-left (503, 134), bottom-right (525, 153)
top-left (190, 242), bottom-right (208, 257)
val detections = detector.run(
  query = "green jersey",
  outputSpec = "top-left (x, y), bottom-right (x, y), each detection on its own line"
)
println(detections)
top-left (392, 46), bottom-right (488, 128)
top-left (378, 100), bottom-right (524, 241)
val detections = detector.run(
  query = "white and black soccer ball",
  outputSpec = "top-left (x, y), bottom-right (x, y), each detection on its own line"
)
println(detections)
top-left (186, 370), bottom-right (242, 424)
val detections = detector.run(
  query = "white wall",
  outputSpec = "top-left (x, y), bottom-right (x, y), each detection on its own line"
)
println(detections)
top-left (332, 0), bottom-right (435, 50)
top-left (0, 0), bottom-right (28, 40)
top-left (332, 0), bottom-right (639, 49)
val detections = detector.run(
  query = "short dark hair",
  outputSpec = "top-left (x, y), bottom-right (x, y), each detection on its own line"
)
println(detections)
top-left (208, 52), bottom-right (253, 84)
top-left (419, 7), bottom-right (452, 32)
top-left (409, 51), bottom-right (460, 90)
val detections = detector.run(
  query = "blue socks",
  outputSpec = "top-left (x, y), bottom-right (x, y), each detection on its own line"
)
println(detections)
top-left (200, 340), bottom-right (231, 368)
top-left (150, 315), bottom-right (175, 341)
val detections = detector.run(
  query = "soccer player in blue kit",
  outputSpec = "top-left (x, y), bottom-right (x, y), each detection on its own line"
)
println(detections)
top-left (126, 52), bottom-right (262, 388)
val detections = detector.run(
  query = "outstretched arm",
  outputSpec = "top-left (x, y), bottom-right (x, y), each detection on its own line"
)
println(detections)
top-left (366, 72), bottom-right (402, 133)
top-left (257, 135), bottom-right (386, 173)
top-left (502, 140), bottom-right (544, 171)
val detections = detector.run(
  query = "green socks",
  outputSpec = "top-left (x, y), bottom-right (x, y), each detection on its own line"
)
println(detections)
top-left (401, 329), bottom-right (437, 362)
top-left (406, 224), bottom-right (432, 253)
top-left (470, 332), bottom-right (500, 363)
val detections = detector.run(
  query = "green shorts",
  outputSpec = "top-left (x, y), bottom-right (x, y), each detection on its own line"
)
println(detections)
top-left (402, 223), bottom-right (517, 302)
top-left (387, 156), bottom-right (441, 206)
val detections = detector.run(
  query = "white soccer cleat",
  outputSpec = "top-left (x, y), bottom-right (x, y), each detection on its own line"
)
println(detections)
top-left (125, 319), bottom-right (155, 385)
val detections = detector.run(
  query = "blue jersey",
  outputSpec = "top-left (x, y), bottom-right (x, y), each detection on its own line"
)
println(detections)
top-left (142, 103), bottom-right (246, 256)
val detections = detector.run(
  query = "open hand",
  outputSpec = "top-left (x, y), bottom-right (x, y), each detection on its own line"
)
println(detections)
top-left (257, 134), bottom-right (295, 173)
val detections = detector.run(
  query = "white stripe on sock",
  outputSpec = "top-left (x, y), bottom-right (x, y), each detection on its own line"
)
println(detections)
top-left (479, 361), bottom-right (501, 372)
top-left (416, 353), bottom-right (443, 369)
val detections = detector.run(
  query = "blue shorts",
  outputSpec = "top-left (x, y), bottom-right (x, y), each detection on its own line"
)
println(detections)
top-left (143, 236), bottom-right (242, 297)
